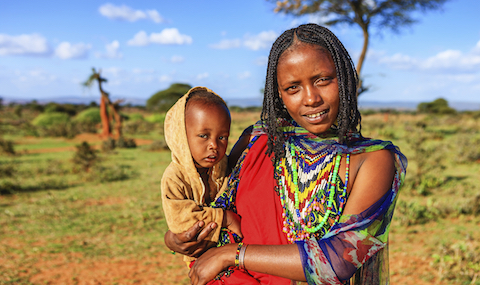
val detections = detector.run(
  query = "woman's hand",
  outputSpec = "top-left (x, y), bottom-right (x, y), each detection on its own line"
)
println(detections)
top-left (189, 243), bottom-right (236, 285)
top-left (164, 220), bottom-right (217, 258)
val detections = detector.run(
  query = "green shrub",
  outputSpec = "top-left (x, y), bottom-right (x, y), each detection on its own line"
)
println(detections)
top-left (145, 140), bottom-right (169, 151)
top-left (116, 137), bottom-right (136, 148)
top-left (0, 138), bottom-right (15, 155)
top-left (144, 113), bottom-right (166, 124)
top-left (127, 113), bottom-right (144, 122)
top-left (85, 164), bottom-right (133, 182)
top-left (396, 200), bottom-right (441, 225)
top-left (73, 107), bottom-right (101, 133)
top-left (72, 141), bottom-right (97, 172)
top-left (101, 138), bottom-right (116, 152)
top-left (432, 239), bottom-right (480, 283)
top-left (32, 112), bottom-right (70, 127)
top-left (123, 120), bottom-right (155, 135)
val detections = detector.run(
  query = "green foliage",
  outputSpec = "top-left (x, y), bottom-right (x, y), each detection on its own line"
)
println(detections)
top-left (417, 98), bottom-right (456, 114)
top-left (72, 141), bottom-right (97, 172)
top-left (146, 83), bottom-right (191, 111)
top-left (432, 239), bottom-right (480, 283)
top-left (84, 164), bottom-right (134, 182)
top-left (32, 112), bottom-right (70, 127)
top-left (403, 121), bottom-right (447, 195)
top-left (44, 103), bottom-right (78, 116)
top-left (454, 134), bottom-right (480, 163)
top-left (145, 140), bottom-right (169, 151)
top-left (144, 113), bottom-right (166, 124)
top-left (126, 113), bottom-right (144, 121)
top-left (73, 107), bottom-right (102, 133)
top-left (0, 138), bottom-right (15, 155)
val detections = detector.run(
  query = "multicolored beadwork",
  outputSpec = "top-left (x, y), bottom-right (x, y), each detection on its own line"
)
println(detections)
top-left (276, 136), bottom-right (350, 243)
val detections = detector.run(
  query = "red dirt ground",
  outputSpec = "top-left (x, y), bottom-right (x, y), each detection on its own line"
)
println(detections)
top-left (2, 134), bottom-right (448, 284)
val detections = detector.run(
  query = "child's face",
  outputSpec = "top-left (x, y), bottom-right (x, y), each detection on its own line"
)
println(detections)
top-left (185, 101), bottom-right (230, 169)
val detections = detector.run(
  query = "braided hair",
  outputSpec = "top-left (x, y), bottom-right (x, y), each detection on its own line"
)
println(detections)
top-left (261, 23), bottom-right (361, 164)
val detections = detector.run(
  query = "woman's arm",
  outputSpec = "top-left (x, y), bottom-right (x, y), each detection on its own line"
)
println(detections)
top-left (189, 243), bottom-right (305, 285)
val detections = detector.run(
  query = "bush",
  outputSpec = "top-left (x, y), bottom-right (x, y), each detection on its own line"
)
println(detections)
top-left (146, 83), bottom-right (191, 111)
top-left (72, 141), bottom-right (97, 172)
top-left (432, 239), bottom-right (480, 283)
top-left (73, 107), bottom-right (101, 133)
top-left (44, 103), bottom-right (78, 116)
top-left (116, 137), bottom-right (136, 148)
top-left (84, 164), bottom-right (133, 182)
top-left (144, 113), bottom-right (166, 124)
top-left (0, 138), bottom-right (15, 155)
top-left (32, 112), bottom-right (70, 127)
top-left (145, 140), bottom-right (169, 151)
top-left (417, 98), bottom-right (456, 114)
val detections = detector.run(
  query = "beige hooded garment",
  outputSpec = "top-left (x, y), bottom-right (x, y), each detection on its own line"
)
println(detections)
top-left (161, 86), bottom-right (228, 248)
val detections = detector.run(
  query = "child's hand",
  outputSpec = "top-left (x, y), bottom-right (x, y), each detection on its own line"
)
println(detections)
top-left (222, 210), bottom-right (243, 238)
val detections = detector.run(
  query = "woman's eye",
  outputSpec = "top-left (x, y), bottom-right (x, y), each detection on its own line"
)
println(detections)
top-left (316, 77), bottom-right (332, 85)
top-left (285, 85), bottom-right (299, 94)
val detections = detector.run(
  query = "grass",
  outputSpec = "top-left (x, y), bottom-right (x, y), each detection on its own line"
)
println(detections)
top-left (1, 110), bottom-right (480, 284)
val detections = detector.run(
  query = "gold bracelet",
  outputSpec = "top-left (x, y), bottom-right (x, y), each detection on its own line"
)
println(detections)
top-left (238, 244), bottom-right (248, 270)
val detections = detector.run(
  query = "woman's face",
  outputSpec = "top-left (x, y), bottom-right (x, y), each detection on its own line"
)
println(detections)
top-left (277, 43), bottom-right (339, 135)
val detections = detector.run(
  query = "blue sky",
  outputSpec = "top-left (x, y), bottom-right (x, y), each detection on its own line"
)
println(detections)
top-left (1, 0), bottom-right (480, 106)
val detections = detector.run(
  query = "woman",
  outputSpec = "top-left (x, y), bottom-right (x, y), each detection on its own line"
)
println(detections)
top-left (164, 24), bottom-right (407, 285)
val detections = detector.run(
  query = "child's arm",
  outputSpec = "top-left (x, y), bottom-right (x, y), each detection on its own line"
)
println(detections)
top-left (222, 210), bottom-right (242, 238)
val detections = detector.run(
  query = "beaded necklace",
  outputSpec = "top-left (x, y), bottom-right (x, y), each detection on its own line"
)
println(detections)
top-left (276, 136), bottom-right (350, 243)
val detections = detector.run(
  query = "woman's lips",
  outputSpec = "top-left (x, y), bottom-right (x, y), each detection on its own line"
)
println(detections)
top-left (303, 109), bottom-right (329, 123)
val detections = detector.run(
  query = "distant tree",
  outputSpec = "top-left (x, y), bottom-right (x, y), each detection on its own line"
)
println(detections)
top-left (272, 0), bottom-right (448, 96)
top-left (0, 97), bottom-right (3, 110)
top-left (417, 98), bottom-right (456, 114)
top-left (82, 68), bottom-right (124, 138)
top-left (146, 83), bottom-right (192, 111)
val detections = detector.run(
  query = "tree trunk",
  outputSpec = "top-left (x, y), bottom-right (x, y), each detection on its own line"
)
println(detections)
top-left (99, 94), bottom-right (110, 137)
top-left (356, 27), bottom-right (369, 97)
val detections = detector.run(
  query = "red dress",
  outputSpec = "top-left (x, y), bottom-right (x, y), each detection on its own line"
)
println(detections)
top-left (206, 135), bottom-right (292, 284)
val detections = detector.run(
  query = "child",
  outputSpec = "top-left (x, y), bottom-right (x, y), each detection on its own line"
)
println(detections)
top-left (161, 86), bottom-right (242, 264)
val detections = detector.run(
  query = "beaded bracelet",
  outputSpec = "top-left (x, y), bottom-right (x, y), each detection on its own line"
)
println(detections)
top-left (238, 244), bottom-right (248, 270)
top-left (234, 242), bottom-right (244, 268)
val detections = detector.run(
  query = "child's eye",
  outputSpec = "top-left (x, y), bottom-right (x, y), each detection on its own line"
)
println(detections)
top-left (198, 134), bottom-right (207, 139)
top-left (219, 136), bottom-right (228, 140)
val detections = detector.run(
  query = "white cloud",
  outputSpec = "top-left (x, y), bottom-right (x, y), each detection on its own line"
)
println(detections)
top-left (133, 68), bottom-right (155, 74)
top-left (128, 29), bottom-right (192, 46)
top-left (55, 42), bottom-right (91, 59)
top-left (0, 33), bottom-right (50, 56)
top-left (170, 55), bottom-right (184, 63)
top-left (96, 40), bottom-right (123, 59)
top-left (210, 39), bottom-right (241, 49)
top-left (238, 71), bottom-right (251, 79)
top-left (255, 56), bottom-right (268, 66)
top-left (377, 40), bottom-right (480, 73)
top-left (127, 31), bottom-right (149, 46)
top-left (197, 72), bottom-right (209, 80)
top-left (99, 3), bottom-right (165, 23)
top-left (210, 31), bottom-right (277, 50)
top-left (159, 75), bottom-right (172, 82)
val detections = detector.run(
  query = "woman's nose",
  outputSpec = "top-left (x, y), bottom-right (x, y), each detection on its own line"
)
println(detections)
top-left (304, 85), bottom-right (323, 106)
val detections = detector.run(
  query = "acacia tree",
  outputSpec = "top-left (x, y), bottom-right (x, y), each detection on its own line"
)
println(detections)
top-left (273, 0), bottom-right (448, 95)
top-left (82, 68), bottom-right (123, 138)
